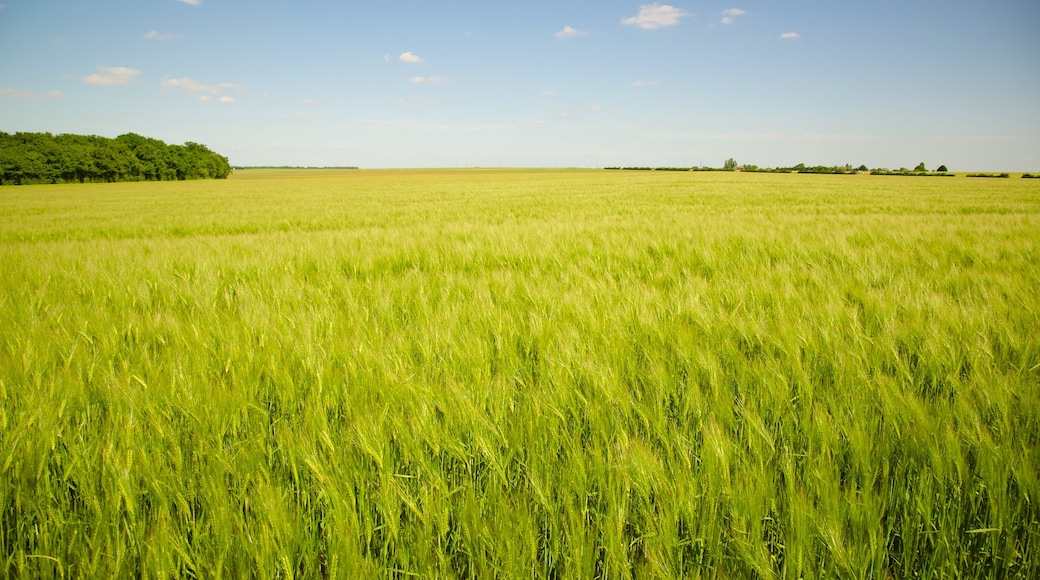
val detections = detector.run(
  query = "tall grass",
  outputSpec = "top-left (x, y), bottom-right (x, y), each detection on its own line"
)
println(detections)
top-left (1, 170), bottom-right (1038, 577)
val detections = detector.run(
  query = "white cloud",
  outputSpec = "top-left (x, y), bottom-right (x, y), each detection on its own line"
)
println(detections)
top-left (410, 76), bottom-right (447, 84)
top-left (144, 30), bottom-right (178, 40)
top-left (384, 54), bottom-right (391, 62)
top-left (541, 90), bottom-right (557, 96)
top-left (82, 66), bottom-right (140, 85)
top-left (621, 4), bottom-right (690, 30)
top-left (199, 95), bottom-right (235, 104)
top-left (178, 0), bottom-right (201, 5)
top-left (163, 77), bottom-right (218, 92)
top-left (399, 52), bottom-right (423, 63)
top-left (556, 25), bottom-right (588, 39)
top-left (781, 32), bottom-right (800, 39)
top-left (0, 87), bottom-right (62, 99)
top-left (721, 8), bottom-right (746, 25)
top-left (164, 77), bottom-right (241, 105)
top-left (631, 80), bottom-right (660, 87)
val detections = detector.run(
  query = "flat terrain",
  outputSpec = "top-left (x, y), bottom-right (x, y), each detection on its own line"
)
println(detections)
top-left (1, 169), bottom-right (1038, 577)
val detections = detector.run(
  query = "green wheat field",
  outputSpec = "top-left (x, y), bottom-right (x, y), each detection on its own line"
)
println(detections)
top-left (1, 169), bottom-right (1038, 578)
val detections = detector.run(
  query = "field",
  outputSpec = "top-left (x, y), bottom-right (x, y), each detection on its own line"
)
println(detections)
top-left (1, 169), bottom-right (1038, 578)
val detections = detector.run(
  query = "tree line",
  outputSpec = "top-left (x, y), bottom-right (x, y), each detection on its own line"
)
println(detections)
top-left (0, 132), bottom-right (232, 185)
top-left (607, 160), bottom-right (955, 175)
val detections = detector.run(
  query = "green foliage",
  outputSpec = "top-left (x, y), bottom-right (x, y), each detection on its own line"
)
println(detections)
top-left (872, 167), bottom-right (954, 177)
top-left (0, 170), bottom-right (1038, 577)
top-left (0, 131), bottom-right (231, 185)
top-left (723, 158), bottom-right (738, 171)
top-left (967, 173), bottom-right (1011, 178)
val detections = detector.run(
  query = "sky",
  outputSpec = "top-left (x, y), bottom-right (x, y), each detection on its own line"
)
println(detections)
top-left (1, 1), bottom-right (1038, 170)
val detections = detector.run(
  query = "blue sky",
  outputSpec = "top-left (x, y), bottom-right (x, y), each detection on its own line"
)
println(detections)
top-left (1, 1), bottom-right (1038, 170)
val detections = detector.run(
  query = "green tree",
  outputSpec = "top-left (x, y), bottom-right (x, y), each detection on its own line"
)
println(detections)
top-left (914, 162), bottom-right (927, 172)
top-left (55, 134), bottom-right (95, 183)
top-left (0, 131), bottom-right (231, 185)
top-left (723, 158), bottom-right (738, 171)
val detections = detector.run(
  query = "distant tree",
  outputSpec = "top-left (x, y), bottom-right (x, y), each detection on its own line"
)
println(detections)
top-left (937, 164), bottom-right (948, 172)
top-left (857, 165), bottom-right (868, 172)
top-left (723, 158), bottom-right (738, 171)
top-left (914, 162), bottom-right (927, 172)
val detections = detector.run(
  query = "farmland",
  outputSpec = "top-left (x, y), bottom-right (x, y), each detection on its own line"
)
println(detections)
top-left (1, 169), bottom-right (1038, 577)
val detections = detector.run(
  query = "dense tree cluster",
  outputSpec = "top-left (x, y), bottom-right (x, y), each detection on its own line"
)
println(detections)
top-left (0, 132), bottom-right (231, 185)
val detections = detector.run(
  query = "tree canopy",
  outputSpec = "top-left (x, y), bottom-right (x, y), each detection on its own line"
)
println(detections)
top-left (0, 132), bottom-right (231, 185)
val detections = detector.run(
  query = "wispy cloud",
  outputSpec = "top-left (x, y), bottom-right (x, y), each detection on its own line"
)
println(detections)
top-left (410, 76), bottom-right (447, 84)
top-left (631, 80), bottom-right (660, 87)
top-left (144, 30), bottom-right (178, 40)
top-left (556, 25), bottom-right (588, 39)
top-left (178, 0), bottom-right (201, 5)
top-left (781, 32), bottom-right (800, 39)
top-left (198, 95), bottom-right (235, 104)
top-left (162, 77), bottom-right (221, 93)
top-left (541, 90), bottom-right (557, 96)
top-left (0, 87), bottom-right (62, 99)
top-left (721, 8), bottom-right (746, 25)
top-left (164, 77), bottom-right (241, 104)
top-left (399, 51), bottom-right (423, 63)
top-left (81, 66), bottom-right (140, 85)
top-left (621, 4), bottom-right (690, 30)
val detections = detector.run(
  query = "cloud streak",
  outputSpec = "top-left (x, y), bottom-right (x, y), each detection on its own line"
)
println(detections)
top-left (555, 25), bottom-right (588, 39)
top-left (0, 87), bottom-right (62, 99)
top-left (163, 78), bottom-right (214, 92)
top-left (621, 4), bottom-right (690, 30)
top-left (198, 95), bottom-right (235, 104)
top-left (399, 52), bottom-right (423, 63)
top-left (163, 77), bottom-right (241, 104)
top-left (721, 8), bottom-right (746, 25)
top-left (144, 30), bottom-right (178, 40)
top-left (410, 76), bottom-right (447, 84)
top-left (781, 32), bottom-right (800, 39)
top-left (81, 66), bottom-right (140, 85)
